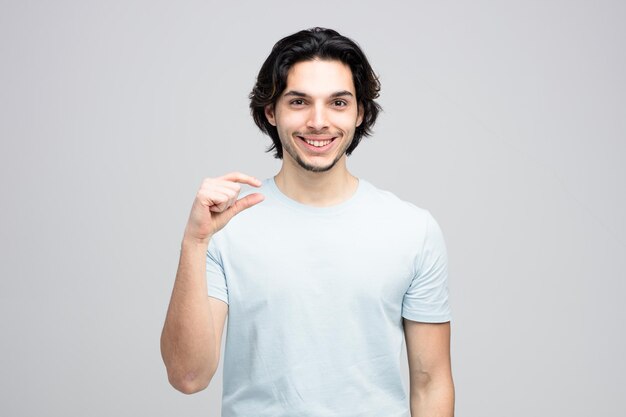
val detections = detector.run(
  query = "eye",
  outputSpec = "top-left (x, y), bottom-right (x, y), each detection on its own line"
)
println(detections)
top-left (289, 99), bottom-right (305, 106)
top-left (333, 100), bottom-right (348, 107)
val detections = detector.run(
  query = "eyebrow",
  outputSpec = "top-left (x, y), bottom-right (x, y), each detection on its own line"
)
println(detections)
top-left (283, 90), bottom-right (354, 99)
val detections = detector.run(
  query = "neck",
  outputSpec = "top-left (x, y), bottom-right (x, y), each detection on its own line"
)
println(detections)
top-left (274, 155), bottom-right (358, 207)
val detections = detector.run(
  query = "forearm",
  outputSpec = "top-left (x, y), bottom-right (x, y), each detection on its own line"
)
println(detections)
top-left (160, 236), bottom-right (217, 393)
top-left (410, 376), bottom-right (455, 417)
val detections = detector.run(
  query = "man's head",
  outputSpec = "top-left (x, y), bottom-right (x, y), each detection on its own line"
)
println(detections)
top-left (249, 27), bottom-right (381, 169)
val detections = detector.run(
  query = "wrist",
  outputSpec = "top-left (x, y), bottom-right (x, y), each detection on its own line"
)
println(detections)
top-left (181, 233), bottom-right (211, 249)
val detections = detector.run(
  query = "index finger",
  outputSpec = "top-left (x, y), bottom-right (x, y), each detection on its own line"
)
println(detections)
top-left (218, 172), bottom-right (262, 187)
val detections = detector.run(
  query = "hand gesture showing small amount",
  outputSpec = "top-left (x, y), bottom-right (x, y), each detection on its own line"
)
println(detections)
top-left (184, 172), bottom-right (264, 243)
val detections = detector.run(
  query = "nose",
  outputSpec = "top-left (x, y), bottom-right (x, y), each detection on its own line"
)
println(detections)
top-left (306, 103), bottom-right (329, 131)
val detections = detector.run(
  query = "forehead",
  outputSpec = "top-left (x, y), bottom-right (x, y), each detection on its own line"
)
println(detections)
top-left (284, 59), bottom-right (356, 96)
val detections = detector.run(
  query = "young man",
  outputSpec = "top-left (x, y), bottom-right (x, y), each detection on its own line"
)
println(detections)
top-left (161, 27), bottom-right (454, 417)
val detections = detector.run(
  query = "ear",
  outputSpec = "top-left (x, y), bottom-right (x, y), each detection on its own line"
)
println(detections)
top-left (356, 102), bottom-right (364, 127)
top-left (264, 104), bottom-right (277, 126)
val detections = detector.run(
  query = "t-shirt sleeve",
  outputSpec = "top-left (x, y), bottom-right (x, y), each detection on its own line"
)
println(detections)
top-left (401, 210), bottom-right (452, 323)
top-left (206, 237), bottom-right (229, 305)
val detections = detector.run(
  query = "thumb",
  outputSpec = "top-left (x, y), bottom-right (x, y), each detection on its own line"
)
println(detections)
top-left (225, 192), bottom-right (265, 218)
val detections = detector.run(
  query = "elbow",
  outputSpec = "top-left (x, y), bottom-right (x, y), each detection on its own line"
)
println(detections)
top-left (411, 369), bottom-right (454, 397)
top-left (168, 370), bottom-right (213, 395)
top-left (172, 380), bottom-right (209, 395)
top-left (413, 369), bottom-right (433, 390)
top-left (160, 341), bottom-right (217, 394)
top-left (160, 336), bottom-right (218, 394)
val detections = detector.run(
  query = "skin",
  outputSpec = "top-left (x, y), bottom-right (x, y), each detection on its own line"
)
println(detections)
top-left (161, 58), bottom-right (454, 416)
top-left (160, 173), bottom-right (264, 394)
top-left (264, 59), bottom-right (364, 207)
top-left (404, 320), bottom-right (455, 416)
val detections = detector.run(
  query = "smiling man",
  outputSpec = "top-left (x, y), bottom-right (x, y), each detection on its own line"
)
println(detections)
top-left (266, 60), bottom-right (361, 174)
top-left (161, 28), bottom-right (455, 417)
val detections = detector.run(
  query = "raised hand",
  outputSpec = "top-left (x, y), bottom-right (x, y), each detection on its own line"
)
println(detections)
top-left (184, 172), bottom-right (265, 243)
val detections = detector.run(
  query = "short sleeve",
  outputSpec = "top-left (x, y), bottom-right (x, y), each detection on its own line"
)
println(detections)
top-left (206, 238), bottom-right (229, 305)
top-left (401, 211), bottom-right (451, 323)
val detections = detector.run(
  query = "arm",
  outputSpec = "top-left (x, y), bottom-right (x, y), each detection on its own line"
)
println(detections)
top-left (160, 237), bottom-right (228, 394)
top-left (403, 319), bottom-right (455, 417)
top-left (160, 173), bottom-right (264, 394)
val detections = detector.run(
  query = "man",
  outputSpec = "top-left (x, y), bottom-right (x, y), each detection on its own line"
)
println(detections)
top-left (161, 27), bottom-right (454, 417)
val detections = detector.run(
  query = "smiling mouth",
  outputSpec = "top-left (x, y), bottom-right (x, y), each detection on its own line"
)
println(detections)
top-left (297, 136), bottom-right (336, 147)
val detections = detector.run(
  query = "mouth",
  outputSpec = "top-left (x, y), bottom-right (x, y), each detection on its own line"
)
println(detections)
top-left (297, 136), bottom-right (337, 152)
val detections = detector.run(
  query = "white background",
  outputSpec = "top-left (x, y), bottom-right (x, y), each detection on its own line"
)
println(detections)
top-left (1, 0), bottom-right (624, 415)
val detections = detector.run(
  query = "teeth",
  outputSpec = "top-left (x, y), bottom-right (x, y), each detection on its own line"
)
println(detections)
top-left (304, 139), bottom-right (332, 147)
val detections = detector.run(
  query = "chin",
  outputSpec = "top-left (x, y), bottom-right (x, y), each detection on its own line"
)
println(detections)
top-left (302, 164), bottom-right (334, 173)
top-left (296, 155), bottom-right (343, 173)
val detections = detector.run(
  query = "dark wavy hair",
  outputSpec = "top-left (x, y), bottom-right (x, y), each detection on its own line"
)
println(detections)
top-left (249, 27), bottom-right (382, 159)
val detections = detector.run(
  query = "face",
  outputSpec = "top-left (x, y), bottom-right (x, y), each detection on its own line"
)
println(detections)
top-left (265, 59), bottom-right (364, 173)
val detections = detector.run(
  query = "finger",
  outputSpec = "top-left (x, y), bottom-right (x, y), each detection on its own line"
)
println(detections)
top-left (225, 193), bottom-right (265, 217)
top-left (209, 185), bottom-right (240, 204)
top-left (218, 172), bottom-right (262, 188)
top-left (216, 180), bottom-right (242, 194)
top-left (199, 184), bottom-right (237, 206)
top-left (201, 189), bottom-right (231, 212)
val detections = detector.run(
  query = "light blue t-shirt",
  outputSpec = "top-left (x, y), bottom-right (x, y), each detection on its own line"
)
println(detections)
top-left (206, 177), bottom-right (451, 417)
